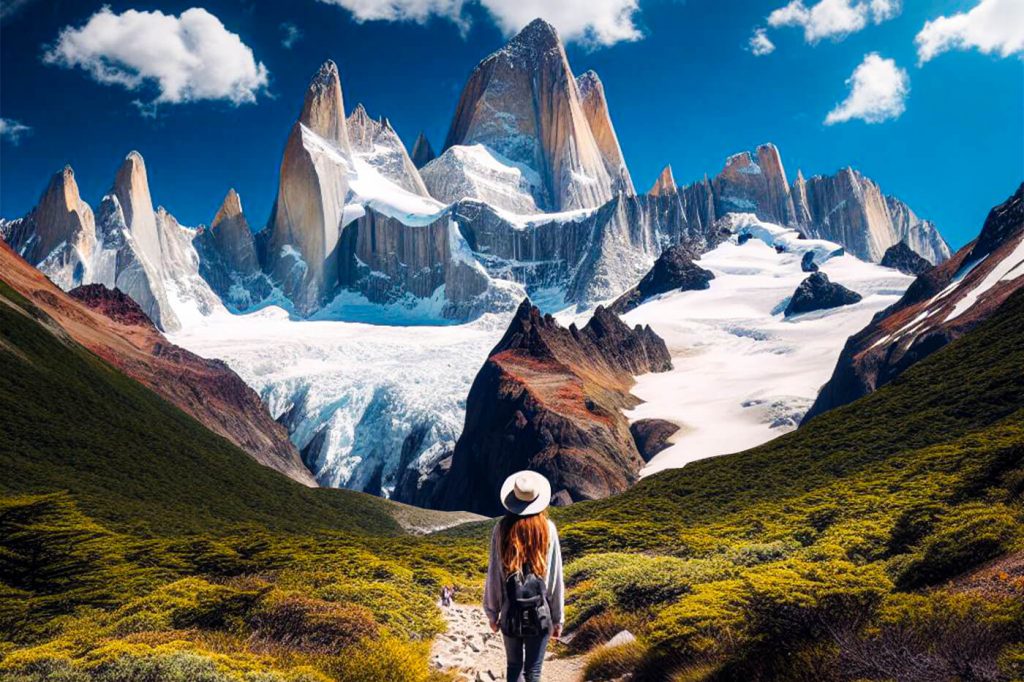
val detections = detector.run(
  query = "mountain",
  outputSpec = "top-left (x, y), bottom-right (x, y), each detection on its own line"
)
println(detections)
top-left (427, 301), bottom-right (671, 515)
top-left (0, 166), bottom-right (95, 290)
top-left (411, 131), bottom-right (436, 168)
top-left (0, 240), bottom-right (314, 485)
top-left (663, 144), bottom-right (951, 266)
top-left (442, 19), bottom-right (616, 212)
top-left (713, 144), bottom-right (797, 226)
top-left (346, 103), bottom-right (430, 197)
top-left (263, 60), bottom-right (354, 314)
top-left (1, 152), bottom-right (222, 332)
top-left (804, 183), bottom-right (1024, 422)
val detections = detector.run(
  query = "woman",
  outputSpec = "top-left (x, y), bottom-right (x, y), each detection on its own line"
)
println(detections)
top-left (484, 471), bottom-right (564, 682)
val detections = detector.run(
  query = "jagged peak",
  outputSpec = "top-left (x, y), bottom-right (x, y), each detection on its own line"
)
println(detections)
top-left (213, 188), bottom-right (243, 228)
top-left (350, 102), bottom-right (369, 120)
top-left (299, 60), bottom-right (349, 147)
top-left (576, 69), bottom-right (602, 92)
top-left (512, 18), bottom-right (560, 46)
top-left (649, 165), bottom-right (677, 196)
top-left (310, 59), bottom-right (339, 86)
top-left (113, 150), bottom-right (151, 200)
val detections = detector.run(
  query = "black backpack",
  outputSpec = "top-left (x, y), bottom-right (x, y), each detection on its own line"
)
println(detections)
top-left (501, 568), bottom-right (551, 638)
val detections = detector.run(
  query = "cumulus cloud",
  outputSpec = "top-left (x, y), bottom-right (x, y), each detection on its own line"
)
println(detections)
top-left (43, 7), bottom-right (269, 109)
top-left (0, 118), bottom-right (32, 144)
top-left (749, 28), bottom-right (776, 55)
top-left (915, 0), bottom-right (1024, 64)
top-left (768, 0), bottom-right (900, 43)
top-left (281, 21), bottom-right (303, 48)
top-left (316, 0), bottom-right (642, 47)
top-left (825, 53), bottom-right (909, 125)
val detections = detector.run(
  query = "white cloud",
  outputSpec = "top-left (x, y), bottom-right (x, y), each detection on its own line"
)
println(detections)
top-left (915, 0), bottom-right (1024, 64)
top-left (0, 118), bottom-right (31, 144)
top-left (825, 53), bottom-right (909, 125)
top-left (316, 0), bottom-right (642, 47)
top-left (767, 0), bottom-right (900, 43)
top-left (43, 7), bottom-right (269, 109)
top-left (749, 27), bottom-right (776, 55)
top-left (281, 21), bottom-right (303, 49)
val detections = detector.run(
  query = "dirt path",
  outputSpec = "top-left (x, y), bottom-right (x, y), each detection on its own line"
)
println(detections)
top-left (431, 603), bottom-right (585, 681)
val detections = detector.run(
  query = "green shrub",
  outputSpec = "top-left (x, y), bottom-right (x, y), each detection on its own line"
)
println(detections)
top-left (316, 579), bottom-right (443, 640)
top-left (248, 591), bottom-right (378, 654)
top-left (325, 637), bottom-right (431, 682)
top-left (895, 504), bottom-right (1020, 589)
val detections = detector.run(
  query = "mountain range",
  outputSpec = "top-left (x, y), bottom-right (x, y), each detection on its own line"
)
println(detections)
top-left (0, 18), bottom-right (1010, 515)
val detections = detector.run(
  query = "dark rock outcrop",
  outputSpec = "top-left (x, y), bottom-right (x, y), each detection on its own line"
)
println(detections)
top-left (784, 272), bottom-right (862, 317)
top-left (804, 183), bottom-right (1024, 423)
top-left (630, 419), bottom-right (679, 462)
top-left (801, 251), bottom-right (819, 273)
top-left (881, 241), bottom-right (932, 276)
top-left (609, 243), bottom-right (715, 314)
top-left (194, 189), bottom-right (273, 310)
top-left (431, 300), bottom-right (671, 515)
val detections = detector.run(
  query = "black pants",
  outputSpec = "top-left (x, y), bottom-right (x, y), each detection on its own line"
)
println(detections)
top-left (502, 631), bottom-right (550, 681)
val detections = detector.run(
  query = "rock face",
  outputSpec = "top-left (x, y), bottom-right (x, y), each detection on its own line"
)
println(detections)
top-left (2, 152), bottom-right (221, 332)
top-left (429, 300), bottom-right (671, 515)
top-left (411, 132), bottom-right (436, 169)
top-left (264, 60), bottom-right (352, 314)
top-left (609, 242), bottom-right (715, 314)
top-left (784, 272), bottom-right (862, 317)
top-left (194, 189), bottom-right (273, 310)
top-left (576, 70), bottom-right (635, 197)
top-left (804, 183), bottom-right (1024, 423)
top-left (630, 419), bottom-right (679, 462)
top-left (713, 144), bottom-right (797, 226)
top-left (881, 241), bottom-right (932, 276)
top-left (0, 240), bottom-right (315, 485)
top-left (649, 165), bottom-right (677, 197)
top-left (347, 104), bottom-right (429, 197)
top-left (443, 19), bottom-right (615, 212)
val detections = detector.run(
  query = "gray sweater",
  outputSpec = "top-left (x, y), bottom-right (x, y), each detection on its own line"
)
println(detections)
top-left (483, 518), bottom-right (565, 627)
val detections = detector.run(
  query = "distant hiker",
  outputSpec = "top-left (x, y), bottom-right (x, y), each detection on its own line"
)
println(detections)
top-left (441, 585), bottom-right (453, 608)
top-left (484, 471), bottom-right (564, 682)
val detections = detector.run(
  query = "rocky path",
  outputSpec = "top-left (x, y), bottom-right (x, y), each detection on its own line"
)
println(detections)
top-left (431, 603), bottom-right (585, 681)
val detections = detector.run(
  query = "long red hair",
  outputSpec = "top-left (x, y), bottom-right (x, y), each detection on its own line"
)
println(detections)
top-left (500, 511), bottom-right (549, 576)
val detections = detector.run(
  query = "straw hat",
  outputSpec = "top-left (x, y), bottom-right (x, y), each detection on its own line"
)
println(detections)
top-left (500, 470), bottom-right (551, 516)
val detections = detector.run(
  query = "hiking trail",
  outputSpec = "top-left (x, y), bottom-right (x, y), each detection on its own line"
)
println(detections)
top-left (431, 602), bottom-right (585, 681)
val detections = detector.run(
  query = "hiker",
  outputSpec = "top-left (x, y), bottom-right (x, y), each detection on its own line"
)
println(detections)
top-left (484, 471), bottom-right (564, 682)
top-left (441, 585), bottom-right (452, 608)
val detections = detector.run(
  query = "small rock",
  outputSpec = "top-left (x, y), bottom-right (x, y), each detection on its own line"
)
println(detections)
top-left (606, 630), bottom-right (637, 647)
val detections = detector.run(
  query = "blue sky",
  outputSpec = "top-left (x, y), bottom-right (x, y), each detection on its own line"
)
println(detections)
top-left (1, 0), bottom-right (1021, 250)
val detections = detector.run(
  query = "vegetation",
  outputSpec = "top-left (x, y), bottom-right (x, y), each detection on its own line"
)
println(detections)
top-left (545, 290), bottom-right (1024, 679)
top-left (2, 276), bottom-right (1023, 680)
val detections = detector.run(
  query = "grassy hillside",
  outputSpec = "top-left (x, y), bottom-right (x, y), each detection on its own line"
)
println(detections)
top-left (0, 279), bottom-right (484, 681)
top-left (548, 289), bottom-right (1024, 679)
top-left (0, 278), bottom-right (405, 537)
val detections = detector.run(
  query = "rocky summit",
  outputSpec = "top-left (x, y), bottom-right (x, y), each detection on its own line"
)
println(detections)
top-left (426, 300), bottom-right (671, 515)
top-left (443, 19), bottom-right (618, 212)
